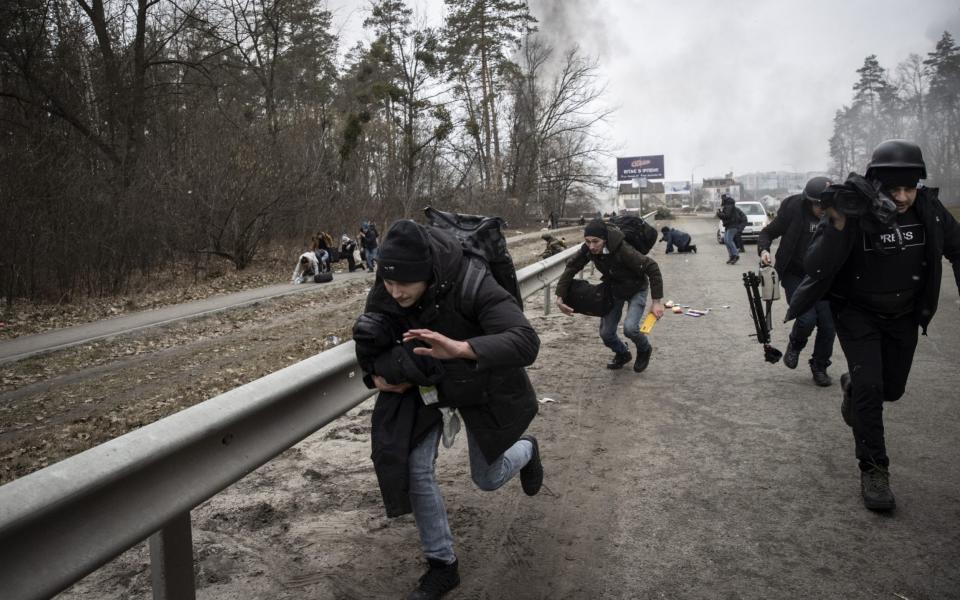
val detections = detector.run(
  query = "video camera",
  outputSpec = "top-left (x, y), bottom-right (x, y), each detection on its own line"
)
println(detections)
top-left (818, 173), bottom-right (898, 226)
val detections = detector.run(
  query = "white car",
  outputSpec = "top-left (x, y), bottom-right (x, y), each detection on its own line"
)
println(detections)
top-left (716, 201), bottom-right (770, 244)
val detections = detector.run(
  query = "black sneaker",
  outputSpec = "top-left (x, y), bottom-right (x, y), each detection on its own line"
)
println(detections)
top-left (811, 364), bottom-right (832, 387)
top-left (519, 435), bottom-right (543, 496)
top-left (729, 255), bottom-right (740, 265)
top-left (633, 347), bottom-right (652, 373)
top-left (783, 342), bottom-right (800, 369)
top-left (840, 372), bottom-right (853, 427)
top-left (606, 351), bottom-right (632, 370)
top-left (407, 559), bottom-right (460, 600)
top-left (860, 467), bottom-right (896, 511)
top-left (691, 244), bottom-right (697, 253)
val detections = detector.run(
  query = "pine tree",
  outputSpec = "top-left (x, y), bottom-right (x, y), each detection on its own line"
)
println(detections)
top-left (442, 0), bottom-right (536, 192)
top-left (923, 31), bottom-right (960, 197)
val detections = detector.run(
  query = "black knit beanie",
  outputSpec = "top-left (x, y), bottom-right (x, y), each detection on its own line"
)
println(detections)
top-left (377, 220), bottom-right (433, 282)
top-left (584, 219), bottom-right (607, 240)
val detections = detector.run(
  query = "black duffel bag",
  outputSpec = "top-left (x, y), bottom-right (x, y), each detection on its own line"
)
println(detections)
top-left (562, 279), bottom-right (613, 317)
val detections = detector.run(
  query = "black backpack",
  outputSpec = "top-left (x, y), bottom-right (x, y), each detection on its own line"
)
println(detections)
top-left (562, 279), bottom-right (613, 317)
top-left (611, 214), bottom-right (658, 255)
top-left (424, 206), bottom-right (523, 310)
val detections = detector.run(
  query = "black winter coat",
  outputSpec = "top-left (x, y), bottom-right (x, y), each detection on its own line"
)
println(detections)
top-left (359, 225), bottom-right (540, 463)
top-left (757, 194), bottom-right (817, 279)
top-left (787, 187), bottom-right (960, 334)
top-left (363, 225), bottom-right (379, 250)
top-left (353, 311), bottom-right (446, 517)
top-left (719, 204), bottom-right (747, 231)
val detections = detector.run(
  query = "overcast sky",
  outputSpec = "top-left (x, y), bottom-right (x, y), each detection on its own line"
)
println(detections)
top-left (329, 0), bottom-right (960, 183)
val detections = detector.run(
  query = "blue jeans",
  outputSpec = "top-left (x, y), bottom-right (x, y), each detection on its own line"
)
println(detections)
top-left (599, 287), bottom-right (652, 355)
top-left (723, 228), bottom-right (739, 258)
top-left (365, 246), bottom-right (379, 270)
top-left (781, 271), bottom-right (835, 368)
top-left (408, 423), bottom-right (534, 563)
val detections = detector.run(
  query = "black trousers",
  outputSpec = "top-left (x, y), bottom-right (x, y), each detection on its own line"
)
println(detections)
top-left (832, 303), bottom-right (918, 471)
top-left (346, 253), bottom-right (363, 272)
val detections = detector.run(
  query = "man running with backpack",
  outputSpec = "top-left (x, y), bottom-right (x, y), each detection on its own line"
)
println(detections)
top-left (555, 219), bottom-right (665, 373)
top-left (353, 219), bottom-right (544, 599)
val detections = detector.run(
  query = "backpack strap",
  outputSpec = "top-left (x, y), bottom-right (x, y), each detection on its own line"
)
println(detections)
top-left (460, 256), bottom-right (486, 317)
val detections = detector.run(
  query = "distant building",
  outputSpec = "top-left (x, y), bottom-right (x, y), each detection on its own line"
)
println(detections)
top-left (663, 181), bottom-right (692, 207)
top-left (617, 181), bottom-right (664, 213)
top-left (702, 177), bottom-right (741, 209)
top-left (739, 170), bottom-right (830, 195)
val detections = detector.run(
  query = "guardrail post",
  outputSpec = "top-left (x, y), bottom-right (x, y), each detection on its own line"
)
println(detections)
top-left (543, 283), bottom-right (552, 316)
top-left (149, 512), bottom-right (196, 600)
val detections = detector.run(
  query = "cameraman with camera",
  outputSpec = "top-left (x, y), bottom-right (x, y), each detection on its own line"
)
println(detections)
top-left (789, 139), bottom-right (960, 512)
top-left (758, 176), bottom-right (836, 387)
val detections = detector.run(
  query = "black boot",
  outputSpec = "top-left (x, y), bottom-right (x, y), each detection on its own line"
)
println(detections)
top-left (633, 346), bottom-right (652, 373)
top-left (860, 467), bottom-right (896, 511)
top-left (690, 244), bottom-right (698, 254)
top-left (810, 361), bottom-right (832, 387)
top-left (407, 559), bottom-right (460, 600)
top-left (783, 342), bottom-right (800, 369)
top-left (606, 351), bottom-right (632, 370)
top-left (519, 435), bottom-right (543, 496)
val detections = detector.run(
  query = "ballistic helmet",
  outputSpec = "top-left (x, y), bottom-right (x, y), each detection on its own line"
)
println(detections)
top-left (802, 176), bottom-right (832, 204)
top-left (865, 139), bottom-right (927, 180)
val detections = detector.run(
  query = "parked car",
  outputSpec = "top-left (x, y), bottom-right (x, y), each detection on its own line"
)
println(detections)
top-left (716, 201), bottom-right (770, 244)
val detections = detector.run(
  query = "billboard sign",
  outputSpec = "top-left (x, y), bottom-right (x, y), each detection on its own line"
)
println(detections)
top-left (617, 155), bottom-right (664, 180)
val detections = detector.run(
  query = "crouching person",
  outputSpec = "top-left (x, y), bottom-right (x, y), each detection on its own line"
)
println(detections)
top-left (291, 251), bottom-right (320, 284)
top-left (659, 226), bottom-right (697, 254)
top-left (353, 219), bottom-right (544, 599)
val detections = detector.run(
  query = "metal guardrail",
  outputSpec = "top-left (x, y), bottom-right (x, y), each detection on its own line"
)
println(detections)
top-left (0, 244), bottom-right (581, 600)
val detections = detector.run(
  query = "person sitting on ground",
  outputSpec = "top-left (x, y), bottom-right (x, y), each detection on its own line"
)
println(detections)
top-left (291, 252), bottom-right (320, 284)
top-left (659, 226), bottom-right (697, 254)
top-left (540, 234), bottom-right (567, 259)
